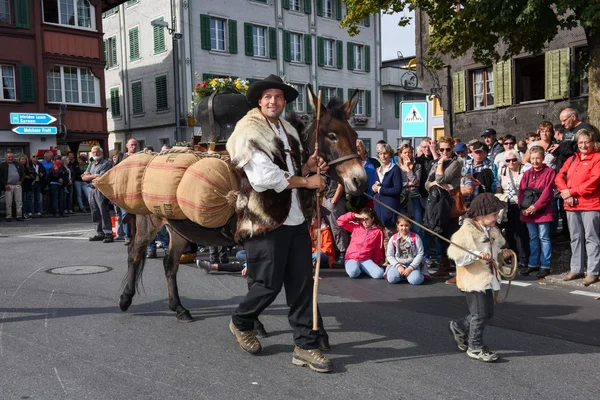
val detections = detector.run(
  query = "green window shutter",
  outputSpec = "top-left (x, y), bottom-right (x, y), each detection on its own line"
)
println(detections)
top-left (200, 14), bottom-right (211, 50)
top-left (336, 40), bottom-right (343, 69)
top-left (282, 0), bottom-right (290, 10)
top-left (364, 16), bottom-right (370, 27)
top-left (337, 87), bottom-right (343, 100)
top-left (316, 0), bottom-right (323, 16)
top-left (129, 28), bottom-right (140, 61)
top-left (18, 64), bottom-right (34, 103)
top-left (545, 48), bottom-right (570, 100)
top-left (365, 90), bottom-right (371, 117)
top-left (228, 20), bottom-right (238, 54)
top-left (452, 71), bottom-right (466, 113)
top-left (110, 88), bottom-right (121, 117)
top-left (155, 75), bottom-right (168, 110)
top-left (153, 18), bottom-right (165, 53)
top-left (14, 0), bottom-right (29, 29)
top-left (304, 0), bottom-right (312, 14)
top-left (348, 89), bottom-right (355, 115)
top-left (269, 27), bottom-right (277, 59)
top-left (131, 81), bottom-right (143, 114)
top-left (111, 38), bottom-right (118, 67)
top-left (103, 40), bottom-right (107, 68)
top-left (317, 36), bottom-right (324, 66)
top-left (244, 23), bottom-right (254, 56)
top-left (318, 86), bottom-right (326, 104)
top-left (347, 42), bottom-right (354, 70)
top-left (283, 31), bottom-right (291, 62)
top-left (493, 60), bottom-right (512, 107)
top-left (304, 34), bottom-right (312, 64)
top-left (394, 93), bottom-right (402, 118)
top-left (364, 45), bottom-right (370, 72)
top-left (335, 0), bottom-right (342, 20)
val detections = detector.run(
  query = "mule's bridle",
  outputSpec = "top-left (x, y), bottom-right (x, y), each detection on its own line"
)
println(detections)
top-left (324, 153), bottom-right (361, 167)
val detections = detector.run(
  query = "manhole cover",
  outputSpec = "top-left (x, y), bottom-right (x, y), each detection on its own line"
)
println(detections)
top-left (46, 265), bottom-right (113, 275)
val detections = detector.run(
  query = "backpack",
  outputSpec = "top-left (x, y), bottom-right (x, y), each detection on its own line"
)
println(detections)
top-left (391, 232), bottom-right (418, 249)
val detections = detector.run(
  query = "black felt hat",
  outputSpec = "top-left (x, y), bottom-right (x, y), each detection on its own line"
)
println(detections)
top-left (467, 193), bottom-right (507, 218)
top-left (246, 74), bottom-right (299, 107)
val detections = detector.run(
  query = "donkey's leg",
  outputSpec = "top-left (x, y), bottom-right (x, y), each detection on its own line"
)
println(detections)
top-left (163, 227), bottom-right (193, 322)
top-left (119, 214), bottom-right (163, 311)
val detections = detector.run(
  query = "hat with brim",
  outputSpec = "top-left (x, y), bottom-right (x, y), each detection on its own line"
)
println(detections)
top-left (246, 74), bottom-right (299, 107)
top-left (467, 193), bottom-right (506, 219)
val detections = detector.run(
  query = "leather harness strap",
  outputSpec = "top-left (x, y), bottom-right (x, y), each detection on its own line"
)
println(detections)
top-left (207, 91), bottom-right (218, 142)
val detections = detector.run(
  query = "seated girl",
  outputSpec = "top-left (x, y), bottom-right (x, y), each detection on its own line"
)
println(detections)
top-left (385, 215), bottom-right (428, 285)
top-left (337, 208), bottom-right (385, 279)
top-left (311, 216), bottom-right (336, 268)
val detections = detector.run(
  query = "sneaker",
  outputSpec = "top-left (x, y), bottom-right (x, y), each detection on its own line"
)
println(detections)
top-left (292, 346), bottom-right (332, 373)
top-left (114, 236), bottom-right (125, 241)
top-left (467, 346), bottom-right (499, 362)
top-left (103, 236), bottom-right (114, 243)
top-left (23, 215), bottom-right (31, 220)
top-left (196, 260), bottom-right (212, 273)
top-left (89, 234), bottom-right (105, 241)
top-left (536, 268), bottom-right (550, 278)
top-left (229, 319), bottom-right (261, 355)
top-left (35, 212), bottom-right (42, 217)
top-left (146, 251), bottom-right (157, 259)
top-left (27, 213), bottom-right (33, 217)
top-left (124, 237), bottom-right (132, 246)
top-left (16, 217), bottom-right (25, 221)
top-left (449, 321), bottom-right (468, 351)
top-left (520, 266), bottom-right (539, 276)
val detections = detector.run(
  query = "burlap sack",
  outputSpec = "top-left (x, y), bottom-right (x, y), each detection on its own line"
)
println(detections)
top-left (177, 157), bottom-right (239, 228)
top-left (142, 152), bottom-right (200, 219)
top-left (95, 153), bottom-right (156, 214)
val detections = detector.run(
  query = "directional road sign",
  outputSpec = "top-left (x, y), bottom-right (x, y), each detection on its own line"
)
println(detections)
top-left (12, 126), bottom-right (58, 135)
top-left (10, 113), bottom-right (57, 125)
top-left (400, 101), bottom-right (428, 138)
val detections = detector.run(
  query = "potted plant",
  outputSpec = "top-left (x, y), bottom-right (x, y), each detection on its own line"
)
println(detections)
top-left (353, 116), bottom-right (369, 125)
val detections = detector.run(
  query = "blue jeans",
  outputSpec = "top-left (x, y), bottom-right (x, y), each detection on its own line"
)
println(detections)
top-left (74, 180), bottom-right (89, 210)
top-left (147, 226), bottom-right (170, 253)
top-left (311, 252), bottom-right (330, 267)
top-left (345, 259), bottom-right (384, 279)
top-left (236, 250), bottom-right (247, 264)
top-left (22, 190), bottom-right (33, 215)
top-left (386, 266), bottom-right (425, 285)
top-left (32, 182), bottom-right (42, 213)
top-left (65, 185), bottom-right (74, 212)
top-left (526, 222), bottom-right (552, 269)
top-left (49, 184), bottom-right (65, 215)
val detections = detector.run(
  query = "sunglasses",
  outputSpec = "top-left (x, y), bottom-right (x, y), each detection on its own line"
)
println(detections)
top-left (439, 148), bottom-right (453, 152)
top-left (31, 155), bottom-right (37, 158)
top-left (503, 142), bottom-right (515, 145)
top-left (505, 158), bottom-right (518, 163)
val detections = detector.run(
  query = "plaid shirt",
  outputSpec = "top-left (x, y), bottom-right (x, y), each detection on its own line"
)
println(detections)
top-left (461, 158), bottom-right (498, 202)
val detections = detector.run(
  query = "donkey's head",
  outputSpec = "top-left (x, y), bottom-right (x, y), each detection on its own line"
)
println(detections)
top-left (304, 86), bottom-right (368, 196)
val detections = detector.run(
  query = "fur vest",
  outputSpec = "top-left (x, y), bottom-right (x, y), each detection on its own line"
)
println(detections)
top-left (447, 219), bottom-right (506, 292)
top-left (226, 108), bottom-right (313, 242)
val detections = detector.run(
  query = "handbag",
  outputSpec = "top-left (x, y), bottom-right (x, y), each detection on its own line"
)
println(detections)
top-left (520, 173), bottom-right (542, 210)
top-left (449, 187), bottom-right (467, 218)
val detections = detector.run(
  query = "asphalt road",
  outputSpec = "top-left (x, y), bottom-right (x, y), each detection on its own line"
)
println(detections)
top-left (1, 215), bottom-right (599, 400)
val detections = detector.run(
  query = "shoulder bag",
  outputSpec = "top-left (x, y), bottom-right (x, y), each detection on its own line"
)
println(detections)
top-left (520, 172), bottom-right (542, 210)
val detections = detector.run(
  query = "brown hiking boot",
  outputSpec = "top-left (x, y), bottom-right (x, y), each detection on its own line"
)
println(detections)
top-left (432, 257), bottom-right (454, 278)
top-left (292, 346), bottom-right (332, 373)
top-left (583, 274), bottom-right (599, 287)
top-left (563, 271), bottom-right (584, 281)
top-left (229, 319), bottom-right (262, 355)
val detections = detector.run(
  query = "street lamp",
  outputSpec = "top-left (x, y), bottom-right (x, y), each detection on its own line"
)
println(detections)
top-left (151, 19), bottom-right (182, 143)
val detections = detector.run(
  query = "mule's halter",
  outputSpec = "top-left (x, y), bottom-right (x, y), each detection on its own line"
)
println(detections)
top-left (324, 153), bottom-right (361, 167)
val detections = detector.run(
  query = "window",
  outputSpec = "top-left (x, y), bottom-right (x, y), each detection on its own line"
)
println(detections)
top-left (105, 36), bottom-right (118, 68)
top-left (324, 39), bottom-right (334, 67)
top-left (137, 139), bottom-right (145, 150)
top-left (114, 142), bottom-right (122, 152)
top-left (471, 67), bottom-right (494, 109)
top-left (322, 0), bottom-right (333, 18)
top-left (155, 75), bottom-right (168, 111)
top-left (354, 44), bottom-right (363, 70)
top-left (210, 18), bottom-right (226, 51)
top-left (47, 66), bottom-right (99, 105)
top-left (515, 55), bottom-right (544, 103)
top-left (290, 33), bottom-right (302, 62)
top-left (159, 138), bottom-right (170, 146)
top-left (153, 17), bottom-right (166, 53)
top-left (126, 0), bottom-right (138, 6)
top-left (1, 65), bottom-right (15, 101)
top-left (347, 42), bottom-right (370, 72)
top-left (290, 0), bottom-right (301, 11)
top-left (575, 47), bottom-right (589, 96)
top-left (252, 25), bottom-right (267, 57)
top-left (0, 0), bottom-right (10, 25)
top-left (355, 90), bottom-right (364, 115)
top-left (110, 87), bottom-right (121, 117)
top-left (129, 27), bottom-right (140, 61)
top-left (290, 83), bottom-right (304, 113)
top-left (131, 81), bottom-right (143, 114)
top-left (43, 0), bottom-right (96, 29)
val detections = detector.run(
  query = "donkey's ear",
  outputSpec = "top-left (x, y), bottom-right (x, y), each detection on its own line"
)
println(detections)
top-left (343, 89), bottom-right (360, 119)
top-left (307, 84), bottom-right (326, 115)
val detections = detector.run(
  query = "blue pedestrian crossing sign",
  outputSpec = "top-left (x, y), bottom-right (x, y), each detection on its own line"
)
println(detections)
top-left (400, 101), bottom-right (428, 138)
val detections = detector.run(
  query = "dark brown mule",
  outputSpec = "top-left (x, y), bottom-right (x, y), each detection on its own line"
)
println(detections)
top-left (119, 88), bottom-right (367, 321)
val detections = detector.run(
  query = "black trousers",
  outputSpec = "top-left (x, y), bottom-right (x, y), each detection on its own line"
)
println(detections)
top-left (457, 289), bottom-right (495, 350)
top-left (501, 204), bottom-right (530, 265)
top-left (232, 222), bottom-right (320, 349)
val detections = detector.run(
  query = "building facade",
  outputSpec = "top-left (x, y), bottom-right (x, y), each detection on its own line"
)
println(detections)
top-left (103, 0), bottom-right (382, 152)
top-left (0, 0), bottom-right (124, 160)
top-left (414, 10), bottom-right (589, 142)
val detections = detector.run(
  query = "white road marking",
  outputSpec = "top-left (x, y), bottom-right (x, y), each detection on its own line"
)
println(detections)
top-left (54, 367), bottom-right (67, 394)
top-left (34, 229), bottom-right (91, 236)
top-left (45, 290), bottom-right (55, 343)
top-left (570, 290), bottom-right (600, 298)
top-left (16, 235), bottom-right (88, 240)
top-left (501, 280), bottom-right (532, 287)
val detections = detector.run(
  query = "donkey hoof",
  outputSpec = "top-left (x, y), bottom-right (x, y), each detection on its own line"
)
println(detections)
top-left (176, 310), bottom-right (193, 322)
top-left (119, 296), bottom-right (132, 312)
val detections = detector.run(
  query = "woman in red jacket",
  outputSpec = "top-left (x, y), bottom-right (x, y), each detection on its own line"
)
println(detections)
top-left (555, 129), bottom-right (600, 286)
top-left (337, 208), bottom-right (385, 279)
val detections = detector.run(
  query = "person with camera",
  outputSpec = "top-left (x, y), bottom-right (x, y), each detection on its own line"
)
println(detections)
top-left (518, 146), bottom-right (556, 278)
top-left (555, 129), bottom-right (600, 286)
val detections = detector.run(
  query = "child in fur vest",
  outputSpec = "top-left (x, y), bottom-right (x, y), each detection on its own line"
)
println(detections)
top-left (447, 193), bottom-right (511, 363)
top-left (385, 215), bottom-right (428, 285)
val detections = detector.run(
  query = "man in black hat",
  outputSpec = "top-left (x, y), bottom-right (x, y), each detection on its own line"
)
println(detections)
top-left (226, 75), bottom-right (332, 373)
top-left (481, 128), bottom-right (504, 163)
top-left (461, 141), bottom-right (498, 206)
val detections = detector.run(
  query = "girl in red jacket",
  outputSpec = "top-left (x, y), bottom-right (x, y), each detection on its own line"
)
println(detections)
top-left (337, 208), bottom-right (385, 279)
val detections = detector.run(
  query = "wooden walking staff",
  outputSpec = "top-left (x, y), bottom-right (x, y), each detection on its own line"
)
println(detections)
top-left (312, 89), bottom-right (323, 331)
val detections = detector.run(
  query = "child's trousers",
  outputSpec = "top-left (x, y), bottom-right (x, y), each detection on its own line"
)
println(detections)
top-left (456, 289), bottom-right (494, 350)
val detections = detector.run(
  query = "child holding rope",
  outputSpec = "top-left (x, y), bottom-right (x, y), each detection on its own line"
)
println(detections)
top-left (447, 193), bottom-right (511, 362)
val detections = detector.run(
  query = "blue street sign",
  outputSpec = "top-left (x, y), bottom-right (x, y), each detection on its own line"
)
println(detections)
top-left (10, 112), bottom-right (57, 125)
top-left (400, 101), bottom-right (428, 138)
top-left (12, 126), bottom-right (58, 135)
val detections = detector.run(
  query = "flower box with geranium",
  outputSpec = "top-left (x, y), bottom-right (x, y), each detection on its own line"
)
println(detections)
top-left (353, 116), bottom-right (368, 125)
top-left (190, 76), bottom-right (249, 114)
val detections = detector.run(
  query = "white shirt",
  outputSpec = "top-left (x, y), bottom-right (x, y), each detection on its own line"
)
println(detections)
top-left (242, 119), bottom-right (305, 226)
